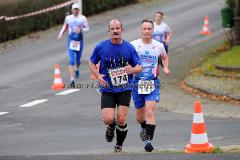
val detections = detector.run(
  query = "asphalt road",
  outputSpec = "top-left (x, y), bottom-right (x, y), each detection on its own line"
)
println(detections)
top-left (0, 0), bottom-right (240, 159)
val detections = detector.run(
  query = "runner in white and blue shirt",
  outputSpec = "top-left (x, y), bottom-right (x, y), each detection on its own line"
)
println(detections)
top-left (152, 11), bottom-right (172, 53)
top-left (131, 19), bottom-right (170, 152)
top-left (57, 3), bottom-right (89, 87)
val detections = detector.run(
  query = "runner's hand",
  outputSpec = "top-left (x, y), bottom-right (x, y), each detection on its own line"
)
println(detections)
top-left (57, 34), bottom-right (62, 40)
top-left (75, 27), bottom-right (81, 34)
top-left (163, 67), bottom-right (170, 75)
top-left (124, 65), bottom-right (134, 74)
top-left (98, 74), bottom-right (107, 86)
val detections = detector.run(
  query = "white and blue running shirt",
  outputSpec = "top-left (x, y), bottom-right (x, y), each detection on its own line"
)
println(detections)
top-left (65, 15), bottom-right (89, 35)
top-left (130, 39), bottom-right (167, 80)
top-left (152, 22), bottom-right (171, 43)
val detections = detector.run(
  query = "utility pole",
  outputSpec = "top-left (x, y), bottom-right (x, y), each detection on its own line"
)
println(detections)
top-left (77, 0), bottom-right (82, 14)
top-left (236, 0), bottom-right (240, 16)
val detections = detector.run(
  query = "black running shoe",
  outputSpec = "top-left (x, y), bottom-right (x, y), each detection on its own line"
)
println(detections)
top-left (105, 126), bottom-right (115, 142)
top-left (114, 145), bottom-right (122, 153)
top-left (69, 80), bottom-right (75, 88)
top-left (144, 140), bottom-right (154, 152)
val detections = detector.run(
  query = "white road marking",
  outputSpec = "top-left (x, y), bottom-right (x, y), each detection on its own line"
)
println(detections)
top-left (56, 89), bottom-right (80, 96)
top-left (0, 112), bottom-right (9, 116)
top-left (20, 99), bottom-right (48, 108)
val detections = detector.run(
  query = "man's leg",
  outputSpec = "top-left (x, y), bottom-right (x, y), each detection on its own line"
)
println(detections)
top-left (69, 65), bottom-right (75, 80)
top-left (114, 90), bottom-right (131, 153)
top-left (75, 39), bottom-right (83, 79)
top-left (144, 101), bottom-right (157, 152)
top-left (68, 46), bottom-right (75, 88)
top-left (132, 88), bottom-right (147, 141)
top-left (136, 107), bottom-right (147, 141)
top-left (102, 108), bottom-right (116, 142)
top-left (115, 105), bottom-right (128, 153)
top-left (101, 92), bottom-right (117, 142)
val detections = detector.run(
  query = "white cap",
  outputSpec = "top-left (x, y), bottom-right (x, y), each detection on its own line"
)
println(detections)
top-left (72, 3), bottom-right (80, 10)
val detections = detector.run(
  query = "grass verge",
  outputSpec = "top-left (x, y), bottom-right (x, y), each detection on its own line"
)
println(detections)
top-left (201, 43), bottom-right (240, 78)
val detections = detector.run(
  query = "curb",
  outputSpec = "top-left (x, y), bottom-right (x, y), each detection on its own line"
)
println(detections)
top-left (202, 70), bottom-right (240, 79)
top-left (214, 64), bottom-right (240, 72)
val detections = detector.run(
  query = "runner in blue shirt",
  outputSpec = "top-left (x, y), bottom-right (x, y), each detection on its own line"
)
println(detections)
top-left (89, 19), bottom-right (142, 153)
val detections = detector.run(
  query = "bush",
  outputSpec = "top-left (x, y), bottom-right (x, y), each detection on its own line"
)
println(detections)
top-left (0, 0), bottom-right (137, 43)
top-left (82, 0), bottom-right (137, 16)
top-left (226, 0), bottom-right (236, 8)
top-left (0, 0), bottom-right (69, 42)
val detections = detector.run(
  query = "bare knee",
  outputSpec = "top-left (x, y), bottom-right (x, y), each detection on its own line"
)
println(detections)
top-left (103, 115), bottom-right (114, 125)
top-left (117, 114), bottom-right (127, 126)
top-left (136, 114), bottom-right (145, 123)
top-left (136, 108), bottom-right (145, 123)
top-left (145, 110), bottom-right (154, 120)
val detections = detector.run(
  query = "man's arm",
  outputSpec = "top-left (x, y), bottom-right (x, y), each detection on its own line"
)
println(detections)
top-left (57, 21), bottom-right (68, 40)
top-left (89, 61), bottom-right (106, 86)
top-left (165, 25), bottom-right (172, 45)
top-left (161, 55), bottom-right (170, 74)
top-left (82, 16), bottom-right (90, 32)
top-left (125, 64), bottom-right (142, 75)
top-left (89, 61), bottom-right (99, 78)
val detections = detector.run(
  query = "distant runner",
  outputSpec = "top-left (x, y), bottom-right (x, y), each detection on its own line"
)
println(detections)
top-left (153, 11), bottom-right (172, 67)
top-left (57, 2), bottom-right (89, 87)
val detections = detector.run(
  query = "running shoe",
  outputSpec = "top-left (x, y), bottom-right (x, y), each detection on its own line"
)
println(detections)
top-left (144, 140), bottom-right (154, 152)
top-left (69, 80), bottom-right (75, 88)
top-left (114, 145), bottom-right (122, 153)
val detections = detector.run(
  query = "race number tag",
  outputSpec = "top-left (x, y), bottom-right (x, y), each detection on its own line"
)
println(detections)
top-left (138, 80), bottom-right (155, 94)
top-left (108, 67), bottom-right (128, 86)
top-left (70, 40), bottom-right (80, 51)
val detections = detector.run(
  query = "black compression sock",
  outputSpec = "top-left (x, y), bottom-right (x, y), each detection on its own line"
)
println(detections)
top-left (116, 124), bottom-right (128, 147)
top-left (140, 120), bottom-right (146, 129)
top-left (109, 119), bottom-right (116, 129)
top-left (146, 124), bottom-right (156, 141)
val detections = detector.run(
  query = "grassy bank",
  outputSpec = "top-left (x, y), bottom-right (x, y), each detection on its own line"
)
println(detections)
top-left (201, 44), bottom-right (240, 78)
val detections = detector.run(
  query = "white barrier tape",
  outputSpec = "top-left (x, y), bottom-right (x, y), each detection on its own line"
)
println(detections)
top-left (0, 16), bottom-right (6, 20)
top-left (0, 0), bottom-right (77, 21)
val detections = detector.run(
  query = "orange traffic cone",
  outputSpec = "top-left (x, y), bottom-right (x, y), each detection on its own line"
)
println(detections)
top-left (90, 64), bottom-right (99, 80)
top-left (185, 101), bottom-right (214, 153)
top-left (200, 16), bottom-right (212, 35)
top-left (52, 64), bottom-right (65, 90)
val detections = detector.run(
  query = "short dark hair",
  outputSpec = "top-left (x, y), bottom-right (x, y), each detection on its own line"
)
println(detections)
top-left (156, 11), bottom-right (164, 16)
top-left (141, 19), bottom-right (154, 28)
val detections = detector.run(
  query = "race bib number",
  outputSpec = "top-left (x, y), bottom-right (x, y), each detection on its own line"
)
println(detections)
top-left (138, 80), bottom-right (155, 94)
top-left (108, 67), bottom-right (128, 86)
top-left (70, 40), bottom-right (80, 51)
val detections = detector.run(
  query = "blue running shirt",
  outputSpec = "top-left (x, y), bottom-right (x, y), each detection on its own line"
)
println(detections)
top-left (90, 39), bottom-right (141, 93)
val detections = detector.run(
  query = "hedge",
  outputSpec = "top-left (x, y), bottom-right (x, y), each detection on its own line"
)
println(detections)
top-left (0, 0), bottom-right (137, 43)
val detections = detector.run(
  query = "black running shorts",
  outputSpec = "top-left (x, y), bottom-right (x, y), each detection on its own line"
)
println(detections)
top-left (101, 90), bottom-right (132, 109)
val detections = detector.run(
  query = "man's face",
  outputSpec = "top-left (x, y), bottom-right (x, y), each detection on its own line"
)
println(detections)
top-left (155, 13), bottom-right (163, 23)
top-left (108, 21), bottom-right (123, 40)
top-left (72, 8), bottom-right (79, 16)
top-left (141, 22), bottom-right (153, 39)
